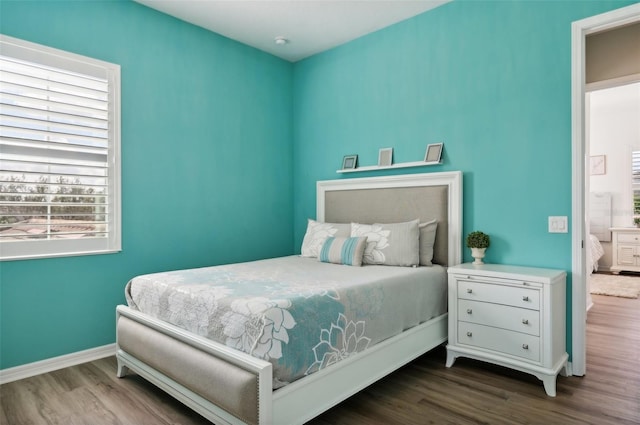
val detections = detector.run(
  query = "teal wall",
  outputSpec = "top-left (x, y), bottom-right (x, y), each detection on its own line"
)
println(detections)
top-left (1, 0), bottom-right (636, 370)
top-left (293, 0), bottom-right (637, 357)
top-left (0, 0), bottom-right (293, 369)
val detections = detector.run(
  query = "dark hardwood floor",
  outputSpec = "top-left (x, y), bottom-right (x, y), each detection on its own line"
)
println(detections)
top-left (2, 293), bottom-right (638, 425)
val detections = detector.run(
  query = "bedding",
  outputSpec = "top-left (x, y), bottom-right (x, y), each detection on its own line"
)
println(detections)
top-left (351, 219), bottom-right (420, 266)
top-left (419, 219), bottom-right (438, 266)
top-left (589, 233), bottom-right (605, 272)
top-left (302, 218), bottom-right (439, 267)
top-left (125, 255), bottom-right (447, 388)
top-left (318, 236), bottom-right (367, 266)
top-left (300, 219), bottom-right (350, 257)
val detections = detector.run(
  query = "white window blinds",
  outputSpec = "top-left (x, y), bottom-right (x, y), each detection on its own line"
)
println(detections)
top-left (633, 151), bottom-right (640, 185)
top-left (0, 35), bottom-right (120, 260)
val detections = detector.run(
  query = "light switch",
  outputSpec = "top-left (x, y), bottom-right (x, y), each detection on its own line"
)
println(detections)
top-left (548, 216), bottom-right (568, 233)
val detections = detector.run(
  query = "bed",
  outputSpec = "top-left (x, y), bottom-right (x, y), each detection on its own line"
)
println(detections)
top-left (116, 171), bottom-right (463, 425)
top-left (588, 192), bottom-right (609, 274)
top-left (589, 233), bottom-right (605, 273)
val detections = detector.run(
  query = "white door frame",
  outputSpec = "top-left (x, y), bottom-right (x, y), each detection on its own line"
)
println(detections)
top-left (571, 3), bottom-right (640, 376)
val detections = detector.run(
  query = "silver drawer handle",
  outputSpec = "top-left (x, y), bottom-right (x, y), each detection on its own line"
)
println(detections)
top-left (466, 309), bottom-right (473, 314)
top-left (522, 319), bottom-right (529, 325)
top-left (522, 295), bottom-right (529, 301)
top-left (522, 344), bottom-right (529, 350)
top-left (466, 332), bottom-right (472, 337)
top-left (467, 288), bottom-right (473, 294)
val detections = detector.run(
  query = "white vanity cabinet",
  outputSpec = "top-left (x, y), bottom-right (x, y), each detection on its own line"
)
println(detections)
top-left (446, 263), bottom-right (568, 397)
top-left (610, 227), bottom-right (640, 274)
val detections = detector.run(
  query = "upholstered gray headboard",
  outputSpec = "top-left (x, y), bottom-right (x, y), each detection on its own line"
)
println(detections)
top-left (317, 172), bottom-right (462, 267)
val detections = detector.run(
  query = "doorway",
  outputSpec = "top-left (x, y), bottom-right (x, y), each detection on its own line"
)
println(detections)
top-left (586, 82), bottom-right (640, 307)
top-left (571, 3), bottom-right (640, 376)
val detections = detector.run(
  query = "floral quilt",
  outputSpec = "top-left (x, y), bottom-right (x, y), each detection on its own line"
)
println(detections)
top-left (125, 256), bottom-right (447, 388)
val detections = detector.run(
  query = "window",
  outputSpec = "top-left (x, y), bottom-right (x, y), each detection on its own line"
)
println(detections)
top-left (0, 35), bottom-right (120, 260)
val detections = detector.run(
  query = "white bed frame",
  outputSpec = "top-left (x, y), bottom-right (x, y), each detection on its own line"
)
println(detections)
top-left (116, 171), bottom-right (462, 425)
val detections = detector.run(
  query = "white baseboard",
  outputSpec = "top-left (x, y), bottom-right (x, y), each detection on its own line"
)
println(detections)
top-left (0, 343), bottom-right (116, 385)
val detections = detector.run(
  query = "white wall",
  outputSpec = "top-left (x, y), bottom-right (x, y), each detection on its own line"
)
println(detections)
top-left (588, 81), bottom-right (640, 269)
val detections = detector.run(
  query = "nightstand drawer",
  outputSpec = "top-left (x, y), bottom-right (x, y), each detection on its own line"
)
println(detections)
top-left (458, 322), bottom-right (540, 363)
top-left (618, 233), bottom-right (640, 244)
top-left (458, 299), bottom-right (540, 336)
top-left (457, 280), bottom-right (540, 310)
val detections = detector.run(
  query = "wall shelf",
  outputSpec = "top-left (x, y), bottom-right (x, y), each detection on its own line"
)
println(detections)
top-left (336, 160), bottom-right (441, 174)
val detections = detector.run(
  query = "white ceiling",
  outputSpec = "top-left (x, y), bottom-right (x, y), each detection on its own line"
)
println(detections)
top-left (134, 0), bottom-right (449, 62)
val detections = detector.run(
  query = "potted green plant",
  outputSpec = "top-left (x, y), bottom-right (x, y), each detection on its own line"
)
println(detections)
top-left (634, 218), bottom-right (640, 228)
top-left (466, 231), bottom-right (490, 265)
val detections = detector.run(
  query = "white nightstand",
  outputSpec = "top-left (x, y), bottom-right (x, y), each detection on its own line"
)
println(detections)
top-left (610, 227), bottom-right (640, 274)
top-left (446, 263), bottom-right (568, 397)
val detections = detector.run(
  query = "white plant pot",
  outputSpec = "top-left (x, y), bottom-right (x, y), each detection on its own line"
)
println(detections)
top-left (471, 247), bottom-right (486, 265)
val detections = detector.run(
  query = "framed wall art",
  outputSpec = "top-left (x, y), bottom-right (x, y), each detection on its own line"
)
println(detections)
top-left (378, 148), bottom-right (393, 167)
top-left (424, 143), bottom-right (443, 163)
top-left (590, 155), bottom-right (606, 175)
top-left (342, 154), bottom-right (358, 170)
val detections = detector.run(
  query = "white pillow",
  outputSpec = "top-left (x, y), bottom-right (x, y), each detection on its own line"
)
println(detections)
top-left (351, 219), bottom-right (420, 267)
top-left (419, 219), bottom-right (438, 266)
top-left (300, 219), bottom-right (351, 258)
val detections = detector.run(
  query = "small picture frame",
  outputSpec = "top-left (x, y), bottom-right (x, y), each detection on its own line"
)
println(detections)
top-left (590, 155), bottom-right (606, 175)
top-left (342, 154), bottom-right (358, 170)
top-left (378, 148), bottom-right (393, 167)
top-left (424, 143), bottom-right (443, 163)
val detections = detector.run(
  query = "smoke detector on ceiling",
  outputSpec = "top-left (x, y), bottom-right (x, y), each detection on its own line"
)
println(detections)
top-left (274, 36), bottom-right (289, 46)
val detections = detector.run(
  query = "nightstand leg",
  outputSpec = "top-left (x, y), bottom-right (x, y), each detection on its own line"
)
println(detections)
top-left (559, 364), bottom-right (568, 377)
top-left (445, 350), bottom-right (456, 368)
top-left (541, 375), bottom-right (557, 397)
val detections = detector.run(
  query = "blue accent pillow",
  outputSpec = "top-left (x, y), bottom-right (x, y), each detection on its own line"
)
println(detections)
top-left (318, 237), bottom-right (368, 267)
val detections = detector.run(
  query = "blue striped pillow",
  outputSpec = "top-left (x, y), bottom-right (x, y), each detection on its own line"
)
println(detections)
top-left (319, 236), bottom-right (368, 266)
